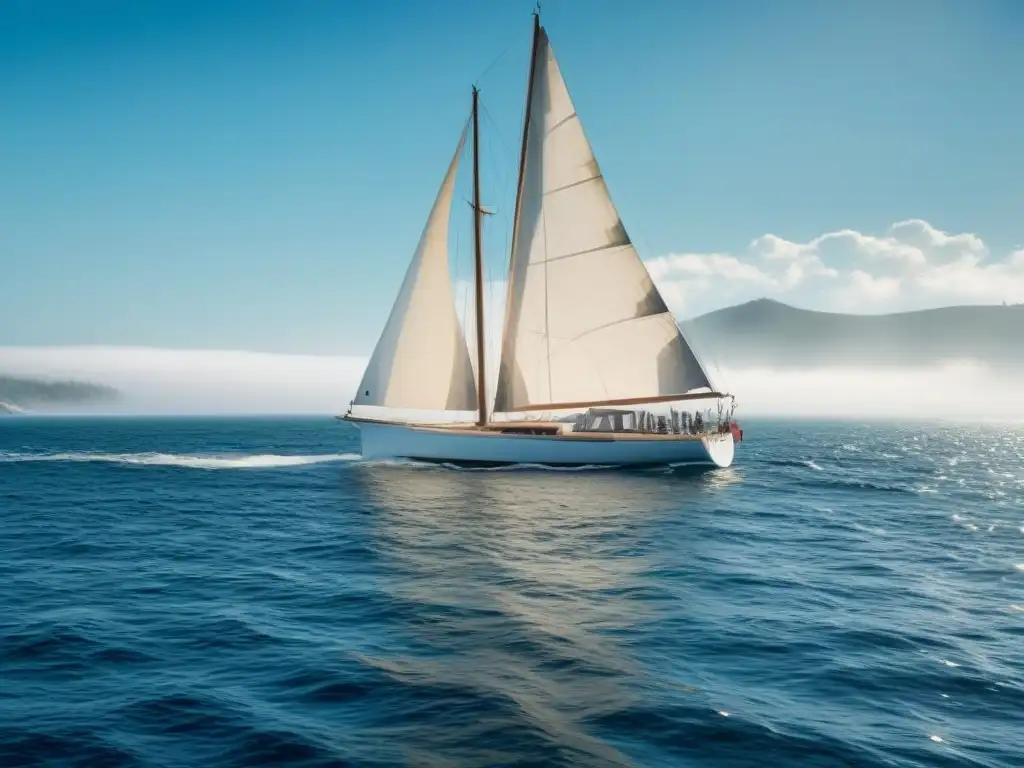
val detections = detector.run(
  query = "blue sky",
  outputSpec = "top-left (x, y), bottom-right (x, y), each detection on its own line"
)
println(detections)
top-left (2, 0), bottom-right (1022, 355)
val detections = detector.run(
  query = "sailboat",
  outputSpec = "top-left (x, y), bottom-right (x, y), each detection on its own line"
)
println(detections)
top-left (341, 12), bottom-right (742, 468)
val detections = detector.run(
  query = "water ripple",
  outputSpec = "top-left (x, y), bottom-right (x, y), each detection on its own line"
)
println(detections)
top-left (1, 416), bottom-right (1021, 767)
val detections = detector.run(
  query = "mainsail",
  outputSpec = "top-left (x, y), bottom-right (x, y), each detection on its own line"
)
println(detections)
top-left (354, 129), bottom-right (478, 412)
top-left (493, 24), bottom-right (717, 413)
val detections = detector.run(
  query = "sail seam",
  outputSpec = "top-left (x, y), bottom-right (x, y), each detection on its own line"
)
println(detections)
top-left (546, 112), bottom-right (578, 135)
top-left (552, 310), bottom-right (676, 346)
top-left (525, 241), bottom-right (632, 266)
top-left (543, 174), bottom-right (602, 197)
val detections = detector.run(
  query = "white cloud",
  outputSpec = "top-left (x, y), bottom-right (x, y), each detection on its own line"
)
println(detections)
top-left (647, 219), bottom-right (1024, 317)
top-left (843, 269), bottom-right (902, 305)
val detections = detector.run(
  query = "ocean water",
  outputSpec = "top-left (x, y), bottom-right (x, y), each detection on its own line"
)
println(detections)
top-left (1, 417), bottom-right (1021, 768)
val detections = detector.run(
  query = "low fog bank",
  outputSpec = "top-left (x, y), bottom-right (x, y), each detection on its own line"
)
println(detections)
top-left (1, 347), bottom-right (1021, 421)
top-left (713, 361), bottom-right (1024, 420)
top-left (0, 347), bottom-right (365, 415)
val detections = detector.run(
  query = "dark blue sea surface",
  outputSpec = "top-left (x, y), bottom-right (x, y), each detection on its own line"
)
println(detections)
top-left (1, 417), bottom-right (1021, 767)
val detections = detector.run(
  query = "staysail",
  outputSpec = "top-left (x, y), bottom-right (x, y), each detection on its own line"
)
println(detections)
top-left (493, 24), bottom-right (717, 413)
top-left (354, 129), bottom-right (478, 412)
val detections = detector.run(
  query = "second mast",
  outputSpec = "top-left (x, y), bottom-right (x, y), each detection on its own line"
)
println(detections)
top-left (471, 87), bottom-right (487, 426)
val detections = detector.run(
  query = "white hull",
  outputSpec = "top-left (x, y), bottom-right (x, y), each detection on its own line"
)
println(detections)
top-left (350, 420), bottom-right (734, 468)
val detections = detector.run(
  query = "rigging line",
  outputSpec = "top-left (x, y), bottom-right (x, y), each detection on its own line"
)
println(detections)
top-left (478, 97), bottom-right (517, 309)
top-left (479, 113), bottom-right (514, 274)
top-left (479, 100), bottom-right (517, 172)
top-left (478, 102), bottom-right (517, 210)
top-left (474, 45), bottom-right (510, 89)
top-left (490, 136), bottom-right (513, 212)
top-left (476, 102), bottom-right (514, 317)
top-left (473, 100), bottom-right (507, 202)
top-left (480, 117), bottom-right (508, 217)
top-left (484, 125), bottom-right (513, 275)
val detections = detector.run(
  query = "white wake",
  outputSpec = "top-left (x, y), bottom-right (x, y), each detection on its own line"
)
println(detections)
top-left (0, 451), bottom-right (360, 469)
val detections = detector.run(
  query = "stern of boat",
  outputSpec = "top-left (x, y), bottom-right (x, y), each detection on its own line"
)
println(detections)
top-left (701, 432), bottom-right (736, 468)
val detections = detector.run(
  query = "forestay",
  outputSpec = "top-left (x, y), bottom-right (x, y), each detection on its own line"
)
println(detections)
top-left (354, 130), bottom-right (478, 412)
top-left (494, 27), bottom-right (714, 413)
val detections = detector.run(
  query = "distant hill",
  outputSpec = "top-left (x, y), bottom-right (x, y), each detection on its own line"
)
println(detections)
top-left (0, 375), bottom-right (119, 412)
top-left (683, 299), bottom-right (1024, 370)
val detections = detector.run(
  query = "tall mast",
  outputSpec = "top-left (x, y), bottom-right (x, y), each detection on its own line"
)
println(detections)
top-left (508, 12), bottom-right (541, 266)
top-left (471, 86), bottom-right (487, 426)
